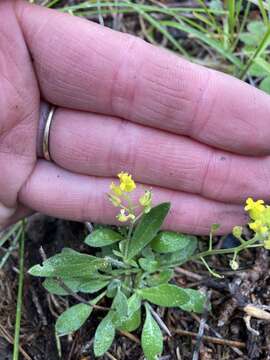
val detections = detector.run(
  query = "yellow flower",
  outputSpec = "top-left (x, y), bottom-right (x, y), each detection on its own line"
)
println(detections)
top-left (244, 198), bottom-right (265, 220)
top-left (248, 219), bottom-right (268, 235)
top-left (261, 206), bottom-right (270, 226)
top-left (118, 172), bottom-right (136, 192)
top-left (110, 182), bottom-right (122, 196)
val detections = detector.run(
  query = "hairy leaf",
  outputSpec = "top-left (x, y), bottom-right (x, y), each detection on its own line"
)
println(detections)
top-left (85, 229), bottom-right (123, 247)
top-left (142, 304), bottom-right (163, 360)
top-left (43, 278), bottom-right (81, 295)
top-left (127, 293), bottom-right (142, 316)
top-left (127, 203), bottom-right (170, 260)
top-left (29, 248), bottom-right (107, 277)
top-left (139, 258), bottom-right (160, 272)
top-left (151, 231), bottom-right (197, 253)
top-left (138, 284), bottom-right (189, 307)
top-left (146, 270), bottom-right (173, 287)
top-left (180, 289), bottom-right (207, 313)
top-left (160, 236), bottom-right (197, 266)
top-left (94, 312), bottom-right (115, 357)
top-left (112, 288), bottom-right (129, 327)
top-left (56, 303), bottom-right (92, 336)
top-left (79, 279), bottom-right (109, 293)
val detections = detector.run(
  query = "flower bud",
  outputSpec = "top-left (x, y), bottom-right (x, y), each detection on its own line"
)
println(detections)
top-left (232, 226), bottom-right (242, 239)
top-left (230, 259), bottom-right (239, 271)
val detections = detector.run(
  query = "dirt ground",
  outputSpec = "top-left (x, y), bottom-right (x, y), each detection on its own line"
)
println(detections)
top-left (1, 214), bottom-right (270, 359)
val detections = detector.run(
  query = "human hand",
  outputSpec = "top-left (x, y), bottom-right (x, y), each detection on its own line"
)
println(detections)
top-left (1, 0), bottom-right (270, 234)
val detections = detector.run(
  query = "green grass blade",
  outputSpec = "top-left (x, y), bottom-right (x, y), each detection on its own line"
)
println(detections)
top-left (160, 20), bottom-right (243, 68)
top-left (126, 1), bottom-right (190, 58)
top-left (59, 2), bottom-right (226, 15)
top-left (258, 0), bottom-right (269, 25)
top-left (13, 222), bottom-right (25, 360)
top-left (227, 0), bottom-right (236, 43)
top-left (0, 222), bottom-right (22, 248)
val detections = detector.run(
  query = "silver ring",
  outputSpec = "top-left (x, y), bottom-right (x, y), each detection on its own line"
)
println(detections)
top-left (42, 106), bottom-right (56, 161)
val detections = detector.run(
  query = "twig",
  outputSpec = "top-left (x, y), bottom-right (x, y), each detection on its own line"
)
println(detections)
top-left (191, 313), bottom-right (244, 356)
top-left (192, 290), bottom-right (211, 360)
top-left (30, 287), bottom-right (48, 326)
top-left (0, 325), bottom-right (32, 360)
top-left (174, 267), bottom-right (203, 281)
top-left (148, 305), bottom-right (172, 337)
top-left (118, 330), bottom-right (140, 344)
top-left (173, 328), bottom-right (246, 349)
top-left (105, 352), bottom-right (118, 360)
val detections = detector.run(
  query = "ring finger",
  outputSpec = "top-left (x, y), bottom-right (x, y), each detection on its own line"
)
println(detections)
top-left (48, 108), bottom-right (270, 204)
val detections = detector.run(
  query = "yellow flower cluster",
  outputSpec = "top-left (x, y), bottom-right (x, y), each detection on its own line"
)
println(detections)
top-left (110, 172), bottom-right (136, 197)
top-left (108, 172), bottom-right (137, 223)
top-left (108, 171), bottom-right (153, 223)
top-left (245, 197), bottom-right (270, 249)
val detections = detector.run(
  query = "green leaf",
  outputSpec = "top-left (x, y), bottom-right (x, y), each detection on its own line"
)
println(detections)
top-left (260, 76), bottom-right (270, 94)
top-left (151, 231), bottom-right (197, 253)
top-left (160, 236), bottom-right (198, 265)
top-left (146, 270), bottom-right (173, 287)
top-left (139, 258), bottom-right (160, 272)
top-left (254, 57), bottom-right (270, 77)
top-left (118, 308), bottom-right (141, 332)
top-left (94, 312), bottom-right (115, 357)
top-left (43, 278), bottom-right (81, 295)
top-left (179, 289), bottom-right (206, 313)
top-left (56, 303), bottom-right (92, 336)
top-left (141, 304), bottom-right (163, 360)
top-left (138, 284), bottom-right (189, 307)
top-left (28, 248), bottom-right (107, 277)
top-left (239, 33), bottom-right (259, 46)
top-left (107, 279), bottom-right (121, 298)
top-left (247, 20), bottom-right (266, 36)
top-left (112, 288), bottom-right (129, 327)
top-left (85, 229), bottom-right (123, 247)
top-left (127, 203), bottom-right (170, 260)
top-left (249, 63), bottom-right (268, 77)
top-left (79, 279), bottom-right (109, 294)
top-left (127, 293), bottom-right (142, 316)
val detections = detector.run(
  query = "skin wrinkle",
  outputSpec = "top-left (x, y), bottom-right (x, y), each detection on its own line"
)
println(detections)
top-left (187, 68), bottom-right (213, 137)
top-left (200, 148), bottom-right (215, 198)
top-left (107, 119), bottom-right (139, 175)
top-left (207, 153), bottom-right (234, 201)
top-left (110, 36), bottom-right (142, 118)
top-left (0, 109), bottom-right (37, 157)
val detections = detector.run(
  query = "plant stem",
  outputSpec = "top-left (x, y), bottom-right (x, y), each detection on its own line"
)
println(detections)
top-left (239, 25), bottom-right (270, 79)
top-left (124, 211), bottom-right (144, 259)
top-left (159, 236), bottom-right (260, 271)
top-left (191, 236), bottom-right (259, 261)
top-left (13, 221), bottom-right (25, 360)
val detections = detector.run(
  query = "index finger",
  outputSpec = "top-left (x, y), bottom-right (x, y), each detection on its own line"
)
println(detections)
top-left (16, 1), bottom-right (270, 155)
